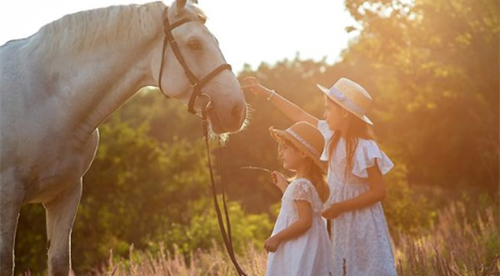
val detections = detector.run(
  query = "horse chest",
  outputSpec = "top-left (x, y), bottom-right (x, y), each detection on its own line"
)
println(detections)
top-left (18, 131), bottom-right (99, 204)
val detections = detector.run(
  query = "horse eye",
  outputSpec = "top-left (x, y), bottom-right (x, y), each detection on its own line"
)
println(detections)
top-left (187, 40), bottom-right (202, 50)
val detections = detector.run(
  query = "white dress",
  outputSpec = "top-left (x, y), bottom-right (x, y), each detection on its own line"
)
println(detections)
top-left (266, 178), bottom-right (334, 276)
top-left (318, 120), bottom-right (397, 276)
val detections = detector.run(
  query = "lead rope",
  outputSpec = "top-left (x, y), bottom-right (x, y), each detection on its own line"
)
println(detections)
top-left (201, 107), bottom-right (248, 276)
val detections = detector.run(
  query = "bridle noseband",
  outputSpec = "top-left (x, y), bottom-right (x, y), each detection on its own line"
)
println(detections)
top-left (158, 7), bottom-right (232, 115)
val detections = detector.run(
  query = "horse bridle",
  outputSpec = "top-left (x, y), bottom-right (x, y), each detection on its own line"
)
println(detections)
top-left (158, 7), bottom-right (232, 115)
top-left (157, 8), bottom-right (248, 276)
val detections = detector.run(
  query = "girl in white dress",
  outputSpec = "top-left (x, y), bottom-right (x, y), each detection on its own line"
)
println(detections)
top-left (244, 77), bottom-right (397, 276)
top-left (265, 121), bottom-right (333, 276)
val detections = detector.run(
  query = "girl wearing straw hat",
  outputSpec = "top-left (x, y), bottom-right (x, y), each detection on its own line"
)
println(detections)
top-left (243, 77), bottom-right (396, 276)
top-left (265, 121), bottom-right (333, 276)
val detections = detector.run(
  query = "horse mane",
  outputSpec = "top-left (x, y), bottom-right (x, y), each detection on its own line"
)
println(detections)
top-left (27, 2), bottom-right (168, 56)
top-left (24, 1), bottom-right (208, 59)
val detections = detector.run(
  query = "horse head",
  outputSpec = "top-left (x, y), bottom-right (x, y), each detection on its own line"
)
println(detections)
top-left (157, 0), bottom-right (247, 134)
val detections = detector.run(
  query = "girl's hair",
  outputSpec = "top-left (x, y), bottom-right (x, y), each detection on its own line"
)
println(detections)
top-left (281, 140), bottom-right (330, 202)
top-left (328, 100), bottom-right (375, 178)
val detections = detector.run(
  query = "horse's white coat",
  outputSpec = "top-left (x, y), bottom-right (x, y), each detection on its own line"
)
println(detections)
top-left (0, 1), bottom-right (246, 275)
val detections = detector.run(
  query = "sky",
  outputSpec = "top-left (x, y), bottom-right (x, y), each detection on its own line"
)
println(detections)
top-left (0, 0), bottom-right (359, 71)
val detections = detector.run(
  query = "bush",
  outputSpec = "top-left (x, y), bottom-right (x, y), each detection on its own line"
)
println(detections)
top-left (148, 198), bottom-right (273, 257)
top-left (383, 162), bottom-right (435, 240)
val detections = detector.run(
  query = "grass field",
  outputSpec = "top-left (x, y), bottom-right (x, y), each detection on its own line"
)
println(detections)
top-left (77, 201), bottom-right (499, 276)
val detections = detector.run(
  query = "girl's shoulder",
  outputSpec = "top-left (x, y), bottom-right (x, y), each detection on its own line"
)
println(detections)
top-left (288, 178), bottom-right (322, 209)
top-left (352, 138), bottom-right (394, 178)
top-left (288, 178), bottom-right (317, 197)
top-left (356, 137), bottom-right (390, 156)
top-left (356, 138), bottom-right (380, 151)
top-left (289, 178), bottom-right (314, 190)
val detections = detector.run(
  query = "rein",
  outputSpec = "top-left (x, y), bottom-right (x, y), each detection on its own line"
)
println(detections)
top-left (200, 99), bottom-right (248, 276)
top-left (157, 7), bottom-right (248, 276)
top-left (158, 7), bottom-right (232, 114)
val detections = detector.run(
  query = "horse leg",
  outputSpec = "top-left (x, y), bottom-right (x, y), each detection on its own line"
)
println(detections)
top-left (43, 180), bottom-right (82, 276)
top-left (0, 205), bottom-right (21, 276)
top-left (0, 174), bottom-right (23, 276)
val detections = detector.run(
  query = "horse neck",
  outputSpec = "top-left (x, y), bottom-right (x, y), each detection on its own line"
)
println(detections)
top-left (31, 4), bottom-right (165, 141)
top-left (67, 41), bottom-right (160, 142)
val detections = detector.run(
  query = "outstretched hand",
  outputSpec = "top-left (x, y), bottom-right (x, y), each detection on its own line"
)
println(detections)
top-left (242, 76), bottom-right (273, 98)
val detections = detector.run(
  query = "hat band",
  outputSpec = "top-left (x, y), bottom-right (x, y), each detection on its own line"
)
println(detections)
top-left (328, 87), bottom-right (366, 115)
top-left (285, 129), bottom-right (320, 157)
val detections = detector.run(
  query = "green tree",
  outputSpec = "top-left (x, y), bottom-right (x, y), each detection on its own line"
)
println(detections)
top-left (340, 0), bottom-right (499, 191)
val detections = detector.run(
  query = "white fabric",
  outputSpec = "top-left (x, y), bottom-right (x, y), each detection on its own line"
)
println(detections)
top-left (318, 120), bottom-right (334, 162)
top-left (266, 178), bottom-right (334, 276)
top-left (317, 120), bottom-right (397, 276)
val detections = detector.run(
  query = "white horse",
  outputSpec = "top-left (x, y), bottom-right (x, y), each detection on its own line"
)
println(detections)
top-left (0, 0), bottom-right (247, 275)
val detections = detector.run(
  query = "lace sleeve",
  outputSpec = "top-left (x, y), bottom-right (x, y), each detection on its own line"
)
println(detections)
top-left (352, 139), bottom-right (394, 178)
top-left (289, 179), bottom-right (314, 204)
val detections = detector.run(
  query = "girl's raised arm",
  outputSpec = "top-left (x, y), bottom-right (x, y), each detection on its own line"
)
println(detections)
top-left (242, 76), bottom-right (319, 126)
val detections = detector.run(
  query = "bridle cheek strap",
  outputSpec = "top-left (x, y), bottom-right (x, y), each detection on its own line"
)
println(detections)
top-left (187, 63), bottom-right (232, 114)
top-left (158, 8), bottom-right (233, 115)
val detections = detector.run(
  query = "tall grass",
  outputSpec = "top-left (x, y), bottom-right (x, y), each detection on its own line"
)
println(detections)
top-left (20, 201), bottom-right (499, 276)
top-left (394, 202), bottom-right (499, 276)
top-left (86, 243), bottom-right (267, 276)
top-left (80, 201), bottom-right (498, 276)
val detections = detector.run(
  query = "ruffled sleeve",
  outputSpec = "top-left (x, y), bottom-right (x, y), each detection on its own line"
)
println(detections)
top-left (289, 179), bottom-right (315, 204)
top-left (352, 139), bottom-right (394, 178)
top-left (317, 120), bottom-right (333, 161)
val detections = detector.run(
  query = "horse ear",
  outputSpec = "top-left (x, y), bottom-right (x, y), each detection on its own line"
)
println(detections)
top-left (176, 0), bottom-right (187, 15)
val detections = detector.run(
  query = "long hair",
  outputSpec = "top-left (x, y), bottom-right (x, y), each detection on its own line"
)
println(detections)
top-left (302, 157), bottom-right (329, 203)
top-left (328, 101), bottom-right (375, 179)
top-left (282, 140), bottom-right (330, 203)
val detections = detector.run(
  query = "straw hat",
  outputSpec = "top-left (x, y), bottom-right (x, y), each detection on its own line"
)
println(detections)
top-left (317, 78), bottom-right (374, 125)
top-left (269, 121), bottom-right (326, 172)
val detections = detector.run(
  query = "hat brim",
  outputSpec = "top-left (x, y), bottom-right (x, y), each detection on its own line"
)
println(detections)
top-left (269, 127), bottom-right (327, 173)
top-left (317, 84), bottom-right (373, 125)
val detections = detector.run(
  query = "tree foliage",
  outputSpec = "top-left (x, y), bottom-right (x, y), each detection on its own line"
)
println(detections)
top-left (14, 0), bottom-right (498, 274)
top-left (342, 0), bottom-right (499, 189)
